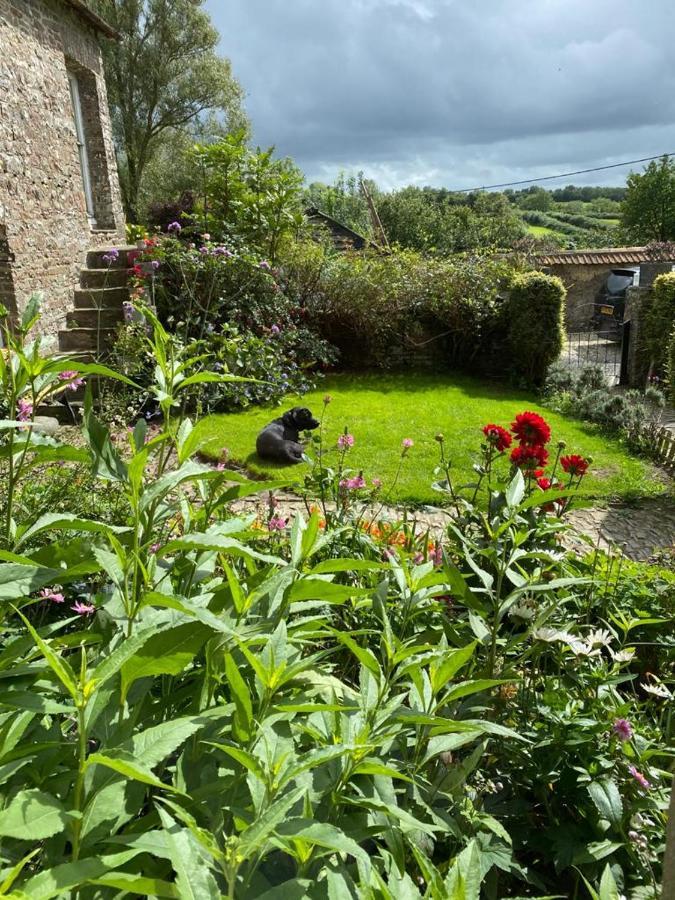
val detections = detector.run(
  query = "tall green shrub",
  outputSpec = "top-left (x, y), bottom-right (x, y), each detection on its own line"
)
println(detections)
top-left (668, 326), bottom-right (675, 404)
top-left (643, 272), bottom-right (675, 378)
top-left (507, 270), bottom-right (566, 385)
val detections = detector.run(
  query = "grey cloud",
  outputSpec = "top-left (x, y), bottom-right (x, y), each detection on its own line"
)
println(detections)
top-left (204, 0), bottom-right (675, 188)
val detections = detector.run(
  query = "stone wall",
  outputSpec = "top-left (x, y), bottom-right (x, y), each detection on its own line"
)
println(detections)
top-left (544, 262), bottom-right (612, 330)
top-left (0, 0), bottom-right (125, 341)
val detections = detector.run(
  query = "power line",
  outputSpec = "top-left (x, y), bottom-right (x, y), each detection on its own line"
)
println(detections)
top-left (453, 152), bottom-right (675, 193)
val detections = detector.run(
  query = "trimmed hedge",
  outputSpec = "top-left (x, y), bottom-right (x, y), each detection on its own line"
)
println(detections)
top-left (507, 271), bottom-right (566, 385)
top-left (283, 242), bottom-right (565, 384)
top-left (643, 273), bottom-right (675, 378)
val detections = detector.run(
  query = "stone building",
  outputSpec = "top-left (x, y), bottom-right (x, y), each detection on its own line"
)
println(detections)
top-left (533, 245), bottom-right (674, 330)
top-left (0, 0), bottom-right (125, 338)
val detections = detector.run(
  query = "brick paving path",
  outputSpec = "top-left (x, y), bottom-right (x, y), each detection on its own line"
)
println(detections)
top-left (233, 492), bottom-right (675, 563)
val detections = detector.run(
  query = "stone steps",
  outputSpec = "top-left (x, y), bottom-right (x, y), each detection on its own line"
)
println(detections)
top-left (66, 307), bottom-right (124, 329)
top-left (58, 246), bottom-right (133, 356)
top-left (86, 245), bottom-right (137, 269)
top-left (80, 267), bottom-right (128, 289)
top-left (74, 286), bottom-right (129, 308)
top-left (59, 326), bottom-right (117, 352)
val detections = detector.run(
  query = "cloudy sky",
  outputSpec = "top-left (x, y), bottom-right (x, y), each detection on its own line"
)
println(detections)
top-left (203, 0), bottom-right (675, 191)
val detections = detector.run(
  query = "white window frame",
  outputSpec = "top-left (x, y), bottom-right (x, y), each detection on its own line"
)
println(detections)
top-left (68, 71), bottom-right (96, 226)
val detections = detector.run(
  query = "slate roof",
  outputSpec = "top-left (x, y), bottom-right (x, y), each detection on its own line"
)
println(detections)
top-left (306, 207), bottom-right (373, 252)
top-left (64, 0), bottom-right (120, 40)
top-left (534, 246), bottom-right (675, 267)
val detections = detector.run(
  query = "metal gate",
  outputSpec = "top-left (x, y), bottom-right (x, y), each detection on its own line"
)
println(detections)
top-left (562, 306), bottom-right (630, 386)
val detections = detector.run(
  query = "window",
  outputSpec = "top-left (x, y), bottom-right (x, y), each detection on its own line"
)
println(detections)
top-left (68, 71), bottom-right (97, 226)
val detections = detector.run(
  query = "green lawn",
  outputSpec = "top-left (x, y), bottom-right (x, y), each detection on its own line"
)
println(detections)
top-left (195, 373), bottom-right (664, 505)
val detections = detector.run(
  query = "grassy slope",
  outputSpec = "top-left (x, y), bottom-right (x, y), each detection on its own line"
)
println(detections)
top-left (195, 373), bottom-right (663, 506)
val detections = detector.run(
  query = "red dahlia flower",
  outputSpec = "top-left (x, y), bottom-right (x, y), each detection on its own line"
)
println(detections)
top-left (482, 424), bottom-right (512, 452)
top-left (560, 454), bottom-right (589, 476)
top-left (536, 476), bottom-right (553, 490)
top-left (511, 444), bottom-right (549, 471)
top-left (511, 411), bottom-right (551, 447)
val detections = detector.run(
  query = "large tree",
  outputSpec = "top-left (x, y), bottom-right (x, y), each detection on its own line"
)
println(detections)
top-left (621, 155), bottom-right (675, 243)
top-left (91, 0), bottom-right (246, 221)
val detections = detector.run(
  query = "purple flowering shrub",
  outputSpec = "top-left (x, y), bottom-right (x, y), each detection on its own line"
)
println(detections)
top-left (109, 231), bottom-right (337, 413)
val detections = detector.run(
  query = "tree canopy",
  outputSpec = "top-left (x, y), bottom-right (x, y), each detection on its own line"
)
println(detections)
top-left (621, 155), bottom-right (675, 244)
top-left (91, 0), bottom-right (246, 221)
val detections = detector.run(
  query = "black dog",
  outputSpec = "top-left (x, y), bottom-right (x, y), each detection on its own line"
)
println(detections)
top-left (256, 407), bottom-right (320, 464)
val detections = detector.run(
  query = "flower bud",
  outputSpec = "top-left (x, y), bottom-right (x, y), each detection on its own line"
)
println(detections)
top-left (435, 433), bottom-right (444, 443)
top-left (557, 440), bottom-right (566, 449)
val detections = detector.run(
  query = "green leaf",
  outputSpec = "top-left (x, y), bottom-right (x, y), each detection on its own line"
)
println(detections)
top-left (238, 786), bottom-right (306, 856)
top-left (598, 864), bottom-right (621, 900)
top-left (139, 461), bottom-right (223, 511)
top-left (157, 807), bottom-right (221, 900)
top-left (0, 848), bottom-right (40, 895)
top-left (90, 873), bottom-right (179, 898)
top-left (0, 789), bottom-right (72, 840)
top-left (505, 470), bottom-right (526, 508)
top-left (0, 691), bottom-right (75, 715)
top-left (588, 779), bottom-right (623, 829)
top-left (86, 752), bottom-right (183, 794)
top-left (18, 860), bottom-right (110, 900)
top-left (89, 629), bottom-right (155, 692)
top-left (83, 388), bottom-right (128, 482)
top-left (442, 679), bottom-right (511, 704)
top-left (310, 557), bottom-right (388, 574)
top-left (225, 653), bottom-right (253, 741)
top-left (161, 531), bottom-right (282, 565)
top-left (205, 742), bottom-right (266, 783)
top-left (276, 818), bottom-right (371, 865)
top-left (336, 633), bottom-right (381, 680)
top-left (289, 578), bottom-right (368, 604)
top-left (120, 623), bottom-right (211, 700)
top-left (0, 563), bottom-right (60, 600)
top-left (431, 642), bottom-right (477, 693)
top-left (15, 513), bottom-right (127, 549)
top-left (13, 608), bottom-right (79, 703)
top-left (423, 731), bottom-right (484, 765)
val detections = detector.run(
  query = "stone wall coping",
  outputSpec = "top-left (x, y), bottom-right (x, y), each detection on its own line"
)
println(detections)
top-left (63, 0), bottom-right (120, 40)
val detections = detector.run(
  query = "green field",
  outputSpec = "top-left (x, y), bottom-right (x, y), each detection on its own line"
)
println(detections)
top-left (195, 372), bottom-right (663, 505)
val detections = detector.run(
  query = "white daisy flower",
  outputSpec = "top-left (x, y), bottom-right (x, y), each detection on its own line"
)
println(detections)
top-left (642, 681), bottom-right (673, 699)
top-left (611, 648), bottom-right (636, 664)
top-left (587, 628), bottom-right (614, 648)
top-left (509, 598), bottom-right (537, 621)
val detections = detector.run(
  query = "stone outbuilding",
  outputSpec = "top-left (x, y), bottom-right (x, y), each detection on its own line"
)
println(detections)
top-left (533, 245), bottom-right (675, 331)
top-left (0, 0), bottom-right (125, 338)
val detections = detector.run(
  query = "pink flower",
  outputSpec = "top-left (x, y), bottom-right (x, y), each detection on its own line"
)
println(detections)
top-left (268, 516), bottom-right (287, 532)
top-left (628, 765), bottom-right (650, 791)
top-left (270, 324), bottom-right (281, 335)
top-left (413, 552), bottom-right (425, 565)
top-left (430, 544), bottom-right (443, 567)
top-left (612, 718), bottom-right (633, 742)
top-left (216, 462), bottom-right (226, 471)
top-left (58, 370), bottom-right (85, 391)
top-left (402, 438), bottom-right (414, 449)
top-left (39, 588), bottom-right (65, 604)
top-left (372, 478), bottom-right (382, 489)
top-left (149, 543), bottom-right (161, 554)
top-left (71, 601), bottom-right (96, 616)
top-left (17, 398), bottom-right (33, 422)
top-left (337, 433), bottom-right (354, 450)
top-left (340, 475), bottom-right (366, 490)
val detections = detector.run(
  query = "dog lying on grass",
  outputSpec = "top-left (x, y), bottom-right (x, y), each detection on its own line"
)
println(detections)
top-left (256, 407), bottom-right (320, 464)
